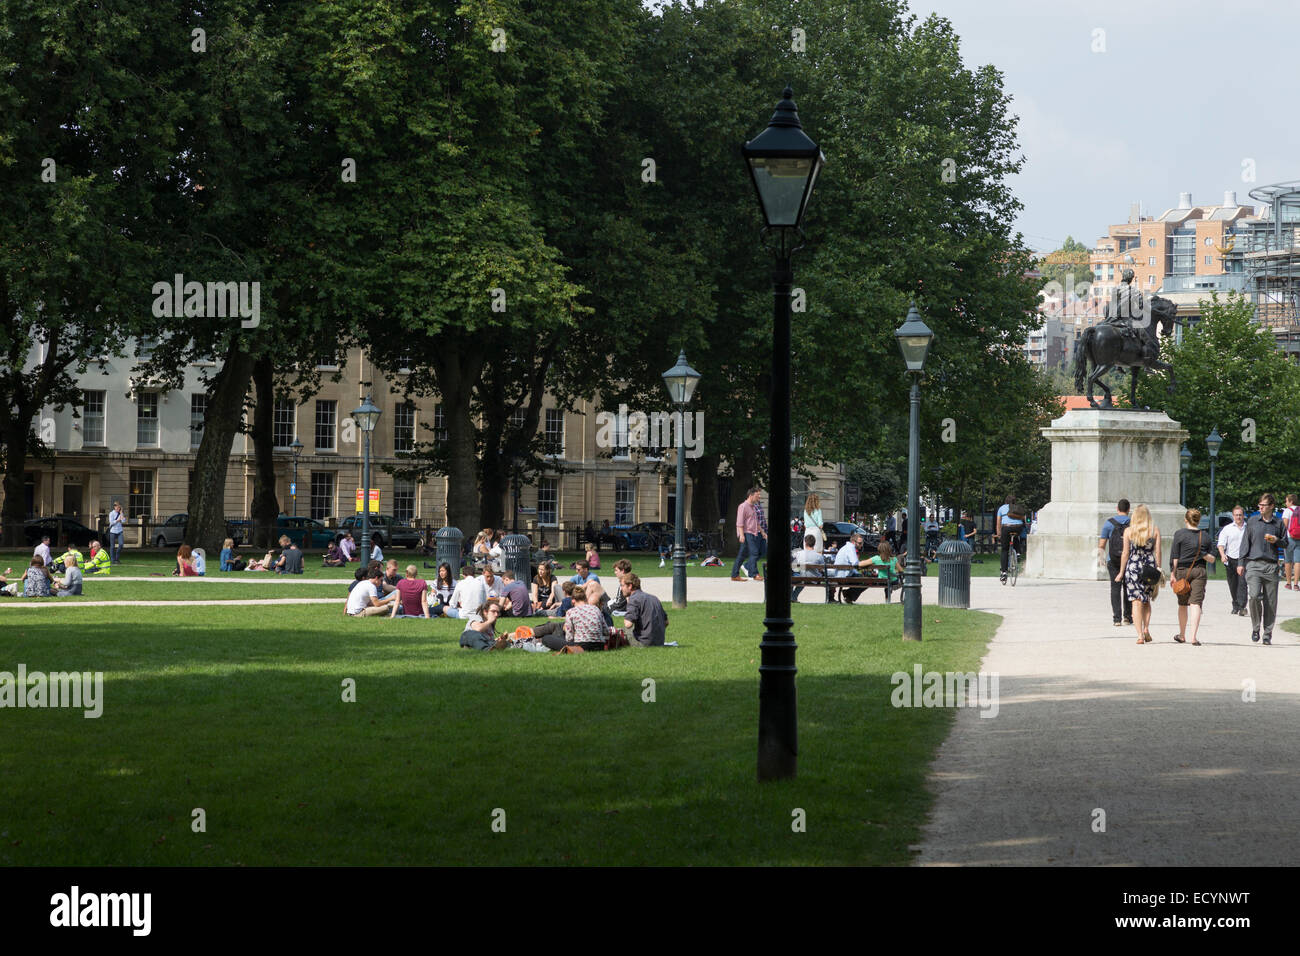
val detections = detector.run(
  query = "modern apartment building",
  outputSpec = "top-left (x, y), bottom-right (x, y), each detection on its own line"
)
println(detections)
top-left (8, 342), bottom-right (844, 534)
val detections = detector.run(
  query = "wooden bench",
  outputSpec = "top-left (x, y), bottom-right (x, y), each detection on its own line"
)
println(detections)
top-left (790, 564), bottom-right (894, 603)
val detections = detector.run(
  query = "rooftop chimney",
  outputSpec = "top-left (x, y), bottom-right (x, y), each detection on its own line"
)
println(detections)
top-left (1178, 192), bottom-right (1193, 209)
top-left (1224, 190), bottom-right (1238, 208)
top-left (1129, 202), bottom-right (1140, 224)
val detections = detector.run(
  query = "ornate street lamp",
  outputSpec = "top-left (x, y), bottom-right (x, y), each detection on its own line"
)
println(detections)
top-left (896, 303), bottom-right (934, 642)
top-left (353, 395), bottom-right (381, 557)
top-left (290, 437), bottom-right (304, 517)
top-left (1207, 427), bottom-right (1222, 565)
top-left (662, 350), bottom-right (702, 609)
top-left (743, 86), bottom-right (825, 782)
top-left (1179, 444), bottom-right (1191, 508)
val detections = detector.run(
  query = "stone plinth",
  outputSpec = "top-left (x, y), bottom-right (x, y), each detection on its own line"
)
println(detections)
top-left (1026, 409), bottom-right (1188, 580)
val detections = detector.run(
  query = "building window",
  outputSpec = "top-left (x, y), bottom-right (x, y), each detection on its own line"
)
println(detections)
top-left (1205, 255), bottom-right (1213, 265)
top-left (309, 471), bottom-right (335, 521)
top-left (615, 478), bottom-right (636, 525)
top-left (128, 469), bottom-right (154, 518)
top-left (1148, 256), bottom-right (1156, 266)
top-left (393, 402), bottom-right (415, 454)
top-left (1205, 237), bottom-right (1214, 246)
top-left (1148, 275), bottom-right (1156, 285)
top-left (537, 477), bottom-right (558, 526)
top-left (135, 336), bottom-right (157, 359)
top-left (136, 393), bottom-right (159, 447)
top-left (393, 479), bottom-right (415, 524)
top-left (82, 390), bottom-right (105, 446)
top-left (190, 393), bottom-right (207, 448)
top-left (315, 400), bottom-right (337, 452)
top-left (545, 408), bottom-right (565, 457)
top-left (1148, 238), bottom-right (1156, 248)
top-left (432, 404), bottom-right (448, 444)
top-left (314, 351), bottom-right (340, 370)
top-left (273, 399), bottom-right (296, 449)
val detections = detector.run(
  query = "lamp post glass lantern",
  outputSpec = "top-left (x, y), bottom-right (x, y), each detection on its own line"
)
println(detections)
top-left (744, 86), bottom-right (823, 783)
top-left (895, 304), bottom-right (933, 643)
top-left (662, 351), bottom-right (701, 610)
top-left (290, 437), bottom-right (304, 517)
top-left (353, 395), bottom-right (381, 559)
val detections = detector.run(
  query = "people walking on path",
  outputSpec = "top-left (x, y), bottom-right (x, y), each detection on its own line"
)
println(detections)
top-left (995, 494), bottom-right (1026, 584)
top-left (1241, 492), bottom-right (1285, 644)
top-left (1170, 508), bottom-right (1214, 646)
top-left (1098, 498), bottom-right (1132, 627)
top-left (802, 493), bottom-right (825, 554)
top-left (1217, 506), bottom-right (1247, 615)
top-left (730, 487), bottom-right (765, 582)
top-left (1116, 503), bottom-right (1162, 645)
top-left (107, 501), bottom-right (125, 564)
top-left (1284, 493), bottom-right (1300, 591)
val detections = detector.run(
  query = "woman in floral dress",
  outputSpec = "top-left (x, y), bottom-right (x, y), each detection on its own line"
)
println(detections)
top-left (1116, 504), bottom-right (1162, 645)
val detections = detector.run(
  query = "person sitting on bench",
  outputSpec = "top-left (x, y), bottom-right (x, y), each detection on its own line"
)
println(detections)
top-left (791, 534), bottom-right (826, 603)
top-left (832, 531), bottom-right (874, 604)
top-left (868, 540), bottom-right (900, 603)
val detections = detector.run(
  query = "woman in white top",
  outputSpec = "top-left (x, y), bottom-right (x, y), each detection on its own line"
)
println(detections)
top-left (803, 493), bottom-right (825, 554)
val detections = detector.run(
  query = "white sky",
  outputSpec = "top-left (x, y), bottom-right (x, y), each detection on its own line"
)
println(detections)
top-left (904, 0), bottom-right (1300, 252)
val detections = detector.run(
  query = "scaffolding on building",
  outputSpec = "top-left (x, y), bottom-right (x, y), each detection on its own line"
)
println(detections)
top-left (1245, 181), bottom-right (1300, 335)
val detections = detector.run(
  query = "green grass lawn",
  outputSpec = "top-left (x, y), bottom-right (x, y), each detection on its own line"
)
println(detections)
top-left (0, 599), bottom-right (998, 865)
top-left (1, 581), bottom-right (347, 602)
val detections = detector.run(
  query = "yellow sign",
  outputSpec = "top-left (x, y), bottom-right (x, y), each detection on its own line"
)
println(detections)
top-left (355, 489), bottom-right (380, 514)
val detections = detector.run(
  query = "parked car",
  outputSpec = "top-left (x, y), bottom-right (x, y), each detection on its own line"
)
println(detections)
top-left (822, 521), bottom-right (879, 553)
top-left (1197, 511), bottom-right (1234, 533)
top-left (154, 513), bottom-right (252, 548)
top-left (153, 513), bottom-right (190, 548)
top-left (275, 515), bottom-right (329, 549)
top-left (337, 514), bottom-right (422, 549)
top-left (23, 516), bottom-right (98, 548)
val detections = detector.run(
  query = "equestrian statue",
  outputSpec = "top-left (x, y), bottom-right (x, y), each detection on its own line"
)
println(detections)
top-left (1072, 269), bottom-right (1178, 409)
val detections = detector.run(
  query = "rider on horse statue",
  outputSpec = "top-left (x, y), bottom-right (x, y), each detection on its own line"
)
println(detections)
top-left (1103, 269), bottom-right (1148, 349)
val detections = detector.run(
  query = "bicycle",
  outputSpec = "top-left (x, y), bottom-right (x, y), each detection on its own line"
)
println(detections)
top-left (999, 523), bottom-right (1025, 586)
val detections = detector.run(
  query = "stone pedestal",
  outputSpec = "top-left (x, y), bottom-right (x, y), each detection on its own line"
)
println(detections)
top-left (1026, 409), bottom-right (1188, 580)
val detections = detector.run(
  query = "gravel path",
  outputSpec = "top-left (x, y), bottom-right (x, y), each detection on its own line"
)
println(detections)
top-left (916, 573), bottom-right (1300, 866)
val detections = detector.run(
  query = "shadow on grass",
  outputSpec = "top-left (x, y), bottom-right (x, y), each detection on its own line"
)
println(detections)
top-left (0, 602), bottom-right (996, 866)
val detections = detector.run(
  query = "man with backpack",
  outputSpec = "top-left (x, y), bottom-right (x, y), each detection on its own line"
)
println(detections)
top-left (1098, 499), bottom-right (1133, 627)
top-left (1283, 494), bottom-right (1300, 591)
top-left (995, 494), bottom-right (1026, 584)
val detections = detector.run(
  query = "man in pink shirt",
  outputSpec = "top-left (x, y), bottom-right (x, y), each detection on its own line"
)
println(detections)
top-left (731, 487), bottom-right (765, 582)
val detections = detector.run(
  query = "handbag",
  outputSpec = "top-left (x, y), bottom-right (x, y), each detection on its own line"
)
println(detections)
top-left (1138, 563), bottom-right (1162, 588)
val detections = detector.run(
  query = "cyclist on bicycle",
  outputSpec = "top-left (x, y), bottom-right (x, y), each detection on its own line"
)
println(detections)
top-left (996, 494), bottom-right (1027, 584)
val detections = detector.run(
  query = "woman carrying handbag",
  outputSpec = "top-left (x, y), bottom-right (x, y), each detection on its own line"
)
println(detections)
top-left (1116, 504), bottom-right (1162, 644)
top-left (1170, 508), bottom-right (1215, 646)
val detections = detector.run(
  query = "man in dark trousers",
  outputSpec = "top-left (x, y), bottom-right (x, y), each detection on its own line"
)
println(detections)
top-left (1217, 506), bottom-right (1247, 615)
top-left (1098, 499), bottom-right (1132, 627)
top-left (1240, 492), bottom-right (1286, 644)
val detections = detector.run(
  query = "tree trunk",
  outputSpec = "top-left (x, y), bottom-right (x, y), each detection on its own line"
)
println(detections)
top-left (688, 452), bottom-right (721, 554)
top-left (0, 415), bottom-right (32, 546)
top-left (188, 341), bottom-right (255, 555)
top-left (431, 346), bottom-right (483, 535)
top-left (249, 357), bottom-right (281, 548)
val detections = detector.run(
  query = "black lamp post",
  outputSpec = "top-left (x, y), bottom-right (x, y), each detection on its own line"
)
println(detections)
top-left (290, 437), bottom-right (303, 517)
top-left (743, 86), bottom-right (825, 783)
top-left (896, 304), bottom-right (934, 643)
top-left (663, 350), bottom-right (702, 609)
top-left (1179, 444), bottom-right (1191, 508)
top-left (1207, 427), bottom-right (1222, 568)
top-left (353, 395), bottom-right (381, 557)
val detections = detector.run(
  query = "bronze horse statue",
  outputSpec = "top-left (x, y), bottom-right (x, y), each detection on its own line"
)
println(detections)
top-left (1072, 295), bottom-right (1178, 409)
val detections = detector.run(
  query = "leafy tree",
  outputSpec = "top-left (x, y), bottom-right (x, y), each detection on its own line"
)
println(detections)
top-left (1137, 291), bottom-right (1300, 511)
top-left (1038, 236), bottom-right (1093, 291)
top-left (0, 0), bottom-right (180, 543)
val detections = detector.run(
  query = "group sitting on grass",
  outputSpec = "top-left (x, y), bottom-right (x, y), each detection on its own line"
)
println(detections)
top-left (340, 559), bottom-right (669, 651)
top-left (217, 536), bottom-right (304, 574)
top-left (1, 535), bottom-right (110, 598)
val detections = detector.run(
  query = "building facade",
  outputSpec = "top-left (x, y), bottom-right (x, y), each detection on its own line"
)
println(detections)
top-left (9, 343), bottom-right (845, 536)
